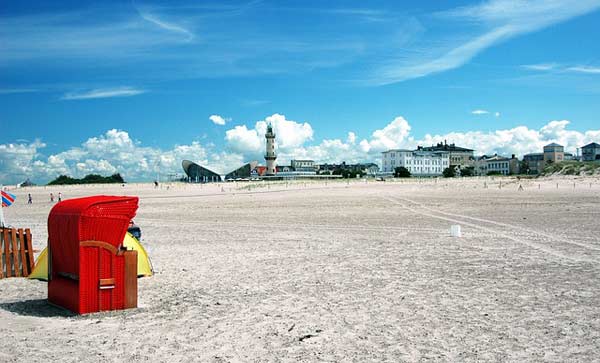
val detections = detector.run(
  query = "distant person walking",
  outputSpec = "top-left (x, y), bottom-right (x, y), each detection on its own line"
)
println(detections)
top-left (50, 193), bottom-right (54, 202)
top-left (58, 192), bottom-right (62, 202)
top-left (28, 193), bottom-right (32, 204)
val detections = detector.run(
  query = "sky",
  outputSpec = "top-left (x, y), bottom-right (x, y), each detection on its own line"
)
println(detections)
top-left (1, 0), bottom-right (600, 184)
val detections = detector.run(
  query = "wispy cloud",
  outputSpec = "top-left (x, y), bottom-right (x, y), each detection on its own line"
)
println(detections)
top-left (62, 87), bottom-right (146, 100)
top-left (521, 63), bottom-right (600, 74)
top-left (566, 65), bottom-right (600, 74)
top-left (521, 63), bottom-right (558, 71)
top-left (471, 109), bottom-right (490, 115)
top-left (241, 99), bottom-right (270, 107)
top-left (0, 88), bottom-right (39, 94)
top-left (137, 9), bottom-right (194, 42)
top-left (372, 0), bottom-right (600, 85)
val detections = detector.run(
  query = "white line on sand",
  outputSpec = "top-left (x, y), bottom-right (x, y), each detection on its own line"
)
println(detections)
top-left (382, 195), bottom-right (598, 264)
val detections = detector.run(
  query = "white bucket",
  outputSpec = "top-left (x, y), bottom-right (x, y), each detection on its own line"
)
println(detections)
top-left (450, 225), bottom-right (462, 238)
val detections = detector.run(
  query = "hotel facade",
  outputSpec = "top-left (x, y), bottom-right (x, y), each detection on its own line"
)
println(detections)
top-left (381, 149), bottom-right (450, 176)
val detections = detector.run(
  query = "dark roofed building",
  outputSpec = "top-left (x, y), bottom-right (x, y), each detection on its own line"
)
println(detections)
top-left (582, 142), bottom-right (600, 161)
top-left (418, 141), bottom-right (474, 167)
top-left (182, 160), bottom-right (222, 182)
top-left (225, 161), bottom-right (258, 180)
top-left (523, 153), bottom-right (544, 174)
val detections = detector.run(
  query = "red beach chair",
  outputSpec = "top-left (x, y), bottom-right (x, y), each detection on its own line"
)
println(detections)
top-left (47, 196), bottom-right (139, 314)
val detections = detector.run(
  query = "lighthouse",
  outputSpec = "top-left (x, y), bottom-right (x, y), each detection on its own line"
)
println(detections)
top-left (265, 123), bottom-right (277, 176)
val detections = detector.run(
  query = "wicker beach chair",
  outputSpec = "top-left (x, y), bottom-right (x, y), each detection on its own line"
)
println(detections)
top-left (47, 196), bottom-right (139, 314)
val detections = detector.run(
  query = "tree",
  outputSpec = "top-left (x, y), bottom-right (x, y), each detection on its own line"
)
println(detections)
top-left (48, 173), bottom-right (126, 185)
top-left (110, 173), bottom-right (125, 183)
top-left (442, 167), bottom-right (456, 178)
top-left (394, 166), bottom-right (411, 178)
top-left (460, 166), bottom-right (474, 177)
top-left (519, 160), bottom-right (529, 174)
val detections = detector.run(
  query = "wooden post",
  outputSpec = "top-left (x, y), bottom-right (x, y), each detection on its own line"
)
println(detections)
top-left (11, 228), bottom-right (20, 277)
top-left (123, 250), bottom-right (138, 309)
top-left (18, 229), bottom-right (28, 276)
top-left (25, 229), bottom-right (34, 272)
top-left (0, 229), bottom-right (4, 279)
top-left (3, 228), bottom-right (12, 277)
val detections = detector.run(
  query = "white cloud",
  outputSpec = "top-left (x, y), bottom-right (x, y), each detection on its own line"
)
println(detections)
top-left (472, 109), bottom-right (490, 115)
top-left (495, 112), bottom-right (501, 117)
top-left (566, 66), bottom-right (600, 74)
top-left (0, 140), bottom-right (46, 184)
top-left (0, 129), bottom-right (245, 184)
top-left (522, 63), bottom-right (558, 71)
top-left (373, 0), bottom-right (600, 84)
top-left (62, 87), bottom-right (146, 100)
top-left (225, 125), bottom-right (262, 154)
top-left (521, 63), bottom-right (600, 74)
top-left (224, 113), bottom-right (314, 156)
top-left (2, 117), bottom-right (600, 185)
top-left (137, 9), bottom-right (194, 42)
top-left (358, 116), bottom-right (412, 153)
top-left (346, 132), bottom-right (356, 144)
top-left (209, 115), bottom-right (228, 125)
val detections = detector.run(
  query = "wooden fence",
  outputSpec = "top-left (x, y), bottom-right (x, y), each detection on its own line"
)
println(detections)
top-left (0, 227), bottom-right (36, 278)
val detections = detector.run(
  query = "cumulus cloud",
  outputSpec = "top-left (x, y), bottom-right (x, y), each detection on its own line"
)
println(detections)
top-left (223, 114), bottom-right (600, 167)
top-left (225, 125), bottom-right (262, 154)
top-left (472, 109), bottom-right (489, 115)
top-left (0, 129), bottom-right (244, 184)
top-left (357, 116), bottom-right (412, 153)
top-left (346, 132), bottom-right (356, 144)
top-left (209, 114), bottom-right (227, 125)
top-left (225, 113), bottom-right (314, 157)
top-left (2, 116), bottom-right (600, 185)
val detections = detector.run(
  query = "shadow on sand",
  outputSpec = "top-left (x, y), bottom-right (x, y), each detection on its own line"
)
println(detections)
top-left (0, 299), bottom-right (76, 318)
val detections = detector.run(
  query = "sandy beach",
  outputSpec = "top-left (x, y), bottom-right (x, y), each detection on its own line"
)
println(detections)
top-left (1, 176), bottom-right (599, 362)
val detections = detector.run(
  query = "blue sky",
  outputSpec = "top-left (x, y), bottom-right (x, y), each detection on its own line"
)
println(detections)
top-left (1, 0), bottom-right (600, 183)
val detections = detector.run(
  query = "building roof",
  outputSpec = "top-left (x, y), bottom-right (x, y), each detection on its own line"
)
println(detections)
top-left (544, 142), bottom-right (563, 147)
top-left (523, 153), bottom-right (544, 161)
top-left (419, 142), bottom-right (474, 152)
top-left (382, 149), bottom-right (413, 153)
top-left (582, 142), bottom-right (600, 149)
top-left (484, 155), bottom-right (511, 161)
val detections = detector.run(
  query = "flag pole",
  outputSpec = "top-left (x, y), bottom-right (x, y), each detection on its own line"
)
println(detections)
top-left (0, 184), bottom-right (5, 227)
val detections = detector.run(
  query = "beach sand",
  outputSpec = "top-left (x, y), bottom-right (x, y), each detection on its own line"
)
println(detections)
top-left (1, 176), bottom-right (599, 362)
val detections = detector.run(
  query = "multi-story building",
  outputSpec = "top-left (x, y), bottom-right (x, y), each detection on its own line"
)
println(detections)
top-left (543, 143), bottom-right (565, 163)
top-left (522, 153), bottom-right (544, 174)
top-left (522, 143), bottom-right (567, 174)
top-left (382, 149), bottom-right (449, 176)
top-left (290, 159), bottom-right (316, 172)
top-left (474, 154), bottom-right (519, 175)
top-left (582, 142), bottom-right (600, 161)
top-left (418, 141), bottom-right (474, 167)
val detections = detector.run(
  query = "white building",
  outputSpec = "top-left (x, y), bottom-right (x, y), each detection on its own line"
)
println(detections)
top-left (474, 154), bottom-right (519, 176)
top-left (381, 149), bottom-right (450, 176)
top-left (291, 159), bottom-right (316, 172)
